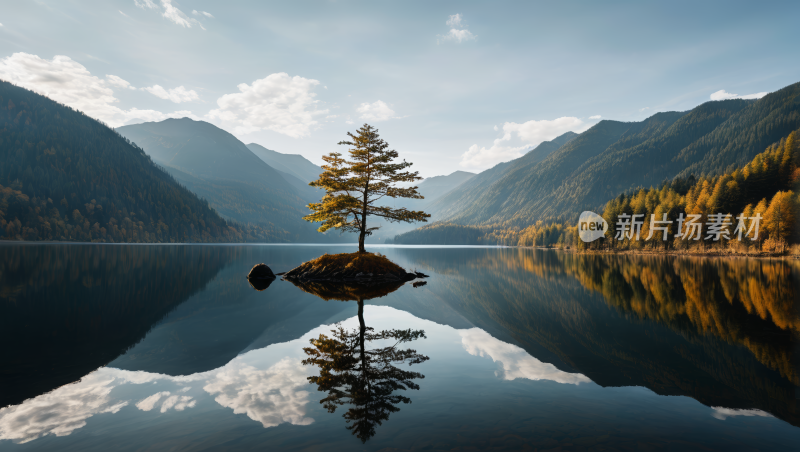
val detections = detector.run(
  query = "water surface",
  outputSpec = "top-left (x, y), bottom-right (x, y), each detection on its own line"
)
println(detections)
top-left (0, 244), bottom-right (798, 451)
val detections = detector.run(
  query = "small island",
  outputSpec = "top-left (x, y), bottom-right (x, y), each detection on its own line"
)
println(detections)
top-left (283, 252), bottom-right (422, 285)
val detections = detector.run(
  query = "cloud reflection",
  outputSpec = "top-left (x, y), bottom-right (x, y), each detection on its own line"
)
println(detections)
top-left (0, 372), bottom-right (130, 444)
top-left (711, 407), bottom-right (774, 420)
top-left (136, 391), bottom-right (196, 413)
top-left (204, 357), bottom-right (314, 428)
top-left (459, 328), bottom-right (591, 385)
top-left (0, 354), bottom-right (312, 443)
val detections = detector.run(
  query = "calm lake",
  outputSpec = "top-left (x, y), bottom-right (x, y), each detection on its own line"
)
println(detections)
top-left (0, 244), bottom-right (798, 451)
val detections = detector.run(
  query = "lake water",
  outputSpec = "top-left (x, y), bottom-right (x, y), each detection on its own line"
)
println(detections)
top-left (1, 244), bottom-right (799, 451)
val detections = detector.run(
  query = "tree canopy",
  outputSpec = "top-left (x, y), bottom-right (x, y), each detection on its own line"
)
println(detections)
top-left (304, 124), bottom-right (430, 252)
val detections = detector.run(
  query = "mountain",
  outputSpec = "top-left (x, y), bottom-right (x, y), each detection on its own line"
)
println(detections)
top-left (425, 81), bottom-right (800, 228)
top-left (117, 119), bottom-right (341, 242)
top-left (426, 131), bottom-right (579, 224)
top-left (367, 170), bottom-right (476, 241)
top-left (0, 80), bottom-right (274, 243)
top-left (416, 170), bottom-right (475, 200)
top-left (246, 143), bottom-right (323, 184)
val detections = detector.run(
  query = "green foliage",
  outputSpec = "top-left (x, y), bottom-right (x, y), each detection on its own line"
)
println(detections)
top-left (305, 124), bottom-right (430, 252)
top-left (0, 80), bottom-right (277, 242)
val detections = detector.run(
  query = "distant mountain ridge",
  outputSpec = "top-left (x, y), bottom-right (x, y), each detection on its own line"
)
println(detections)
top-left (424, 81), bottom-right (800, 228)
top-left (117, 118), bottom-right (343, 242)
top-left (246, 143), bottom-right (324, 184)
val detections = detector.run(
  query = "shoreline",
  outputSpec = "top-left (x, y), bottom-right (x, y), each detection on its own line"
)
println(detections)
top-left (521, 246), bottom-right (799, 260)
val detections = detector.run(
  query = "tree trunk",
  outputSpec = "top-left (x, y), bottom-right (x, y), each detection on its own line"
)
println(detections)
top-left (358, 299), bottom-right (366, 369)
top-left (358, 230), bottom-right (366, 253)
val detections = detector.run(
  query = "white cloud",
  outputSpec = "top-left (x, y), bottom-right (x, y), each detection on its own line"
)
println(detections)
top-left (207, 72), bottom-right (328, 138)
top-left (438, 13), bottom-right (476, 43)
top-left (460, 328), bottom-right (591, 385)
top-left (143, 84), bottom-right (199, 103)
top-left (192, 10), bottom-right (214, 18)
top-left (440, 29), bottom-right (476, 43)
top-left (446, 14), bottom-right (463, 28)
top-left (106, 74), bottom-right (135, 90)
top-left (134, 0), bottom-right (157, 9)
top-left (710, 89), bottom-right (768, 101)
top-left (119, 11), bottom-right (130, 18)
top-left (589, 115), bottom-right (601, 120)
top-left (0, 52), bottom-right (118, 121)
top-left (461, 143), bottom-right (529, 169)
top-left (160, 0), bottom-right (192, 27)
top-left (0, 53), bottom-right (196, 127)
top-left (356, 100), bottom-right (396, 122)
top-left (461, 116), bottom-right (585, 169)
top-left (136, 0), bottom-right (204, 29)
top-left (639, 107), bottom-right (650, 112)
top-left (711, 407), bottom-right (773, 420)
top-left (204, 357), bottom-right (314, 428)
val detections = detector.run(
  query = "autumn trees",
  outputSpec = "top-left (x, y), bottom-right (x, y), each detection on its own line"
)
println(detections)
top-left (389, 129), bottom-right (800, 253)
top-left (304, 124), bottom-right (430, 252)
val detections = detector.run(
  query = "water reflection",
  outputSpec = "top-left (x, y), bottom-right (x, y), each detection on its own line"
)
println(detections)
top-left (398, 247), bottom-right (800, 427)
top-left (0, 341), bottom-right (316, 443)
top-left (1, 245), bottom-right (799, 449)
top-left (0, 244), bottom-right (233, 408)
top-left (294, 281), bottom-right (429, 443)
top-left (460, 328), bottom-right (590, 385)
top-left (247, 277), bottom-right (275, 291)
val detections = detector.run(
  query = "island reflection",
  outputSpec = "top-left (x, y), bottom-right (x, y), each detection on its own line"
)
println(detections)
top-left (290, 280), bottom-right (429, 443)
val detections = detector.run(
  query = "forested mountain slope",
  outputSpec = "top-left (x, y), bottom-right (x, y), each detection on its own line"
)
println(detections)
top-left (246, 143), bottom-right (323, 184)
top-left (677, 81), bottom-right (800, 177)
top-left (431, 81), bottom-right (800, 228)
top-left (364, 170), bottom-right (477, 241)
top-left (118, 119), bottom-right (338, 241)
top-left (0, 81), bottom-right (273, 242)
top-left (118, 118), bottom-right (289, 192)
top-left (428, 131), bottom-right (577, 221)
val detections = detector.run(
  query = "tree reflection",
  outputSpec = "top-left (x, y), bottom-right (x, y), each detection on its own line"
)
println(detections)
top-left (295, 281), bottom-right (428, 443)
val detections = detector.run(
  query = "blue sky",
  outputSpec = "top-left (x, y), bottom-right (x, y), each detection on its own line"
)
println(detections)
top-left (1, 0), bottom-right (798, 177)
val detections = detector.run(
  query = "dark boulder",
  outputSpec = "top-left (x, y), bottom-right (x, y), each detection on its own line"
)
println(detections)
top-left (247, 263), bottom-right (276, 280)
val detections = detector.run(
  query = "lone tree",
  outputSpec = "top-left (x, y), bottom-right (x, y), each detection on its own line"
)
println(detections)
top-left (304, 124), bottom-right (430, 253)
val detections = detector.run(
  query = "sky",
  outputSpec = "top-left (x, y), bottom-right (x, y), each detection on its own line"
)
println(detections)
top-left (1, 0), bottom-right (799, 178)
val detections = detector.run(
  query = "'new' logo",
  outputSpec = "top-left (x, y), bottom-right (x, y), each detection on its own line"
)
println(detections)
top-left (578, 211), bottom-right (608, 243)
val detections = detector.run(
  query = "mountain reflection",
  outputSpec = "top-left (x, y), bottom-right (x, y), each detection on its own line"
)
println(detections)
top-left (293, 281), bottom-right (429, 443)
top-left (396, 247), bottom-right (800, 427)
top-left (0, 244), bottom-right (233, 408)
